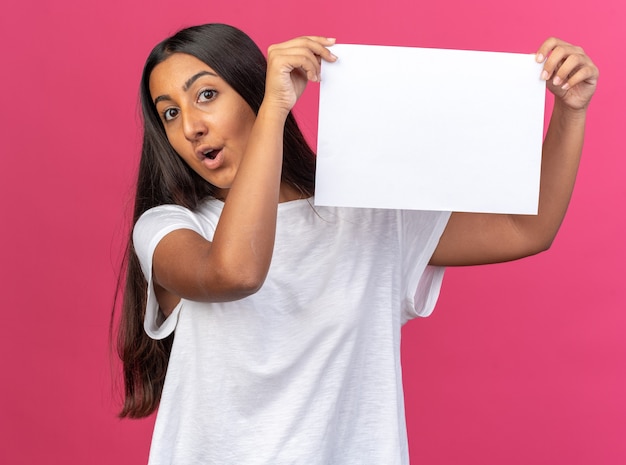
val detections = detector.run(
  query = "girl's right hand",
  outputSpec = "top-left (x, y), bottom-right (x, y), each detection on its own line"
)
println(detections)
top-left (264, 36), bottom-right (337, 114)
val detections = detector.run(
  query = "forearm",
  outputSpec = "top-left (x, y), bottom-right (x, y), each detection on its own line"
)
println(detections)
top-left (430, 37), bottom-right (597, 266)
top-left (211, 103), bottom-right (288, 290)
top-left (207, 37), bottom-right (335, 292)
top-left (511, 100), bottom-right (586, 249)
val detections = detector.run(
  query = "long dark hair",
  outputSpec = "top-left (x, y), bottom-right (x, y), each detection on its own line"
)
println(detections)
top-left (113, 23), bottom-right (317, 418)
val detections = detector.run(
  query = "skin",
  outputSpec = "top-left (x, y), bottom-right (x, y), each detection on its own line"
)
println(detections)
top-left (430, 38), bottom-right (599, 265)
top-left (151, 55), bottom-right (258, 199)
top-left (147, 36), bottom-right (598, 316)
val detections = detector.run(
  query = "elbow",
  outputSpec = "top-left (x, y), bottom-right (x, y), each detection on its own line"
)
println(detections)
top-left (522, 234), bottom-right (556, 258)
top-left (534, 225), bottom-right (562, 255)
top-left (208, 265), bottom-right (267, 301)
top-left (233, 270), bottom-right (266, 296)
top-left (510, 216), bottom-right (559, 259)
top-left (199, 245), bottom-right (273, 301)
top-left (540, 235), bottom-right (556, 253)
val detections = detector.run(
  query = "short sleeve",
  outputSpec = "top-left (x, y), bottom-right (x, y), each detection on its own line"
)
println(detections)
top-left (133, 205), bottom-right (205, 340)
top-left (400, 210), bottom-right (451, 323)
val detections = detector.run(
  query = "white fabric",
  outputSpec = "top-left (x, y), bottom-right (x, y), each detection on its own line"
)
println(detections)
top-left (134, 197), bottom-right (450, 465)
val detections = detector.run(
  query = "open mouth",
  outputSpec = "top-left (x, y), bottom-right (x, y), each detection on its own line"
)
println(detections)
top-left (203, 149), bottom-right (218, 160)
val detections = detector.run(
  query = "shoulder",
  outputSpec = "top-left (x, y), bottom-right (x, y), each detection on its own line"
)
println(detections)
top-left (133, 199), bottom-right (222, 255)
top-left (138, 198), bottom-right (222, 223)
top-left (136, 199), bottom-right (222, 232)
top-left (134, 204), bottom-right (197, 241)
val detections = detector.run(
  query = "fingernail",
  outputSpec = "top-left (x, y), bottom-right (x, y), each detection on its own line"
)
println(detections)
top-left (330, 53), bottom-right (338, 61)
top-left (561, 83), bottom-right (570, 91)
top-left (553, 76), bottom-right (562, 86)
top-left (541, 70), bottom-right (549, 80)
top-left (327, 37), bottom-right (336, 43)
top-left (536, 53), bottom-right (544, 63)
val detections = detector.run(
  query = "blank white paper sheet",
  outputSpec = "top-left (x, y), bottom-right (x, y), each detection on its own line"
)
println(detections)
top-left (315, 44), bottom-right (546, 214)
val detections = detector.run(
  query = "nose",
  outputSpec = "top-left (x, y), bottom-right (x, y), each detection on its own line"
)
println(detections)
top-left (182, 108), bottom-right (208, 141)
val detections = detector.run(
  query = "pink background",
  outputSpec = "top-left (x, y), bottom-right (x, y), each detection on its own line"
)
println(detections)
top-left (1, 0), bottom-right (624, 463)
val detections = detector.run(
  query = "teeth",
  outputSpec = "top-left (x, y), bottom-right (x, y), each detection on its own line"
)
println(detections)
top-left (203, 149), bottom-right (216, 160)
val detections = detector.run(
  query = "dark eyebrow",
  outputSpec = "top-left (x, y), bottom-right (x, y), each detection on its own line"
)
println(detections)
top-left (154, 95), bottom-right (171, 106)
top-left (183, 71), bottom-right (218, 91)
top-left (153, 70), bottom-right (218, 106)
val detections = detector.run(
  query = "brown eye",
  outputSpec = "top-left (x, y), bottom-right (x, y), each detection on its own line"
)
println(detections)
top-left (198, 89), bottom-right (217, 102)
top-left (163, 108), bottom-right (179, 122)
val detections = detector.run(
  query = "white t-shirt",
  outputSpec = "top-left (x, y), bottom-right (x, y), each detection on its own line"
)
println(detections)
top-left (134, 197), bottom-right (450, 465)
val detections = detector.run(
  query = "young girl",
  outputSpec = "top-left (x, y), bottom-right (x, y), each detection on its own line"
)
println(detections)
top-left (116, 23), bottom-right (598, 464)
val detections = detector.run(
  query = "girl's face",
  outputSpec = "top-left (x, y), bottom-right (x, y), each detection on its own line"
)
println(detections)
top-left (149, 53), bottom-right (256, 199)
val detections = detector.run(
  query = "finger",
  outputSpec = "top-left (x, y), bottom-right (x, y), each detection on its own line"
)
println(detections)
top-left (269, 42), bottom-right (337, 82)
top-left (302, 36), bottom-right (338, 62)
top-left (302, 35), bottom-right (337, 46)
top-left (535, 36), bottom-right (566, 64)
top-left (560, 64), bottom-right (599, 91)
top-left (270, 49), bottom-right (323, 82)
top-left (271, 36), bottom-right (336, 49)
top-left (540, 44), bottom-right (574, 81)
top-left (550, 51), bottom-right (586, 87)
top-left (270, 36), bottom-right (338, 63)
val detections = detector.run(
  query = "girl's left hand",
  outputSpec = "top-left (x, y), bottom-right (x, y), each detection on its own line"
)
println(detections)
top-left (536, 37), bottom-right (599, 111)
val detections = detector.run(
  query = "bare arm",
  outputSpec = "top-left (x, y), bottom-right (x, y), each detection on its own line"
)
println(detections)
top-left (430, 37), bottom-right (599, 266)
top-left (151, 37), bottom-right (337, 313)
